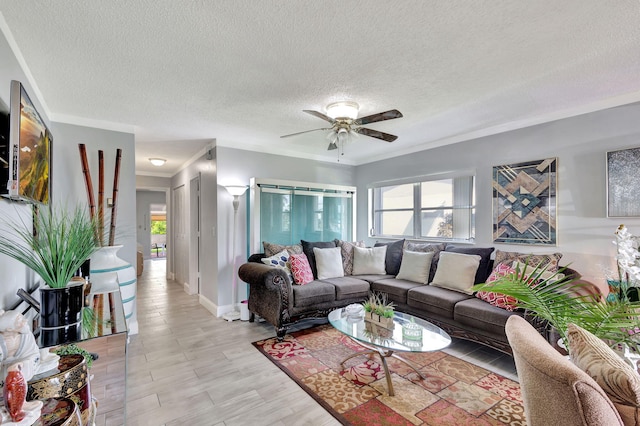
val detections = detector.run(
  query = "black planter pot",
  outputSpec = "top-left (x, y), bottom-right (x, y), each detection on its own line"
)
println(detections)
top-left (40, 282), bottom-right (84, 346)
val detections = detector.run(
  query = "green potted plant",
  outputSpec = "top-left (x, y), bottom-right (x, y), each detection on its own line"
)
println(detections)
top-left (471, 262), bottom-right (640, 353)
top-left (362, 292), bottom-right (395, 329)
top-left (0, 205), bottom-right (99, 345)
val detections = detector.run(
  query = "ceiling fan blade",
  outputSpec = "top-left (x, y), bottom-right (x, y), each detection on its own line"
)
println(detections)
top-left (355, 127), bottom-right (398, 142)
top-left (280, 128), bottom-right (331, 138)
top-left (354, 109), bottom-right (403, 126)
top-left (303, 110), bottom-right (336, 123)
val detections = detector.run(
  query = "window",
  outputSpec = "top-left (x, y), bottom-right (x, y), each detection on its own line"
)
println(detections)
top-left (371, 175), bottom-right (475, 241)
top-left (255, 179), bottom-right (355, 248)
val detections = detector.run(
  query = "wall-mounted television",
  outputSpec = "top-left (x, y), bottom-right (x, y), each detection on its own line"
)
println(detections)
top-left (2, 80), bottom-right (51, 204)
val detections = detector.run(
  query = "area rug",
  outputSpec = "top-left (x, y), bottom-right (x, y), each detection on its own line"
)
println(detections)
top-left (253, 324), bottom-right (526, 426)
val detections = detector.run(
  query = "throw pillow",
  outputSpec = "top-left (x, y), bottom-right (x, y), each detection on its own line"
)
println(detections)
top-left (511, 260), bottom-right (565, 284)
top-left (445, 245), bottom-right (495, 284)
top-left (396, 250), bottom-right (434, 284)
top-left (567, 323), bottom-right (640, 407)
top-left (404, 242), bottom-right (446, 282)
top-left (431, 251), bottom-right (481, 294)
top-left (475, 263), bottom-right (519, 311)
top-left (352, 246), bottom-right (387, 275)
top-left (493, 250), bottom-right (562, 272)
top-left (374, 239), bottom-right (405, 275)
top-left (261, 249), bottom-right (293, 282)
top-left (262, 241), bottom-right (303, 258)
top-left (335, 239), bottom-right (365, 275)
top-left (313, 247), bottom-right (344, 280)
top-left (301, 240), bottom-right (337, 279)
top-left (289, 254), bottom-right (314, 285)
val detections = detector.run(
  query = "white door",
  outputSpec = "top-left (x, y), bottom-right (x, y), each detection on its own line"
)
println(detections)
top-left (173, 184), bottom-right (188, 286)
top-left (188, 175), bottom-right (201, 295)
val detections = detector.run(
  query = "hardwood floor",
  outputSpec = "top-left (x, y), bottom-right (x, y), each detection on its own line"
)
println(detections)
top-left (125, 259), bottom-right (517, 425)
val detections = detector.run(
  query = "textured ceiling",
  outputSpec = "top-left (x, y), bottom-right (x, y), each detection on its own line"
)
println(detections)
top-left (1, 1), bottom-right (640, 176)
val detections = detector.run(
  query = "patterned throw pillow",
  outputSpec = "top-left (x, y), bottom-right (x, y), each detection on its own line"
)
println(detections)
top-left (567, 323), bottom-right (640, 407)
top-left (261, 249), bottom-right (293, 282)
top-left (475, 263), bottom-right (519, 311)
top-left (289, 253), bottom-right (314, 285)
top-left (493, 250), bottom-right (562, 272)
top-left (335, 240), bottom-right (365, 275)
top-left (262, 241), bottom-right (303, 258)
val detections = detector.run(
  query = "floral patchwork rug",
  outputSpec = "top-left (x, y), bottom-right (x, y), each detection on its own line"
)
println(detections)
top-left (253, 324), bottom-right (526, 426)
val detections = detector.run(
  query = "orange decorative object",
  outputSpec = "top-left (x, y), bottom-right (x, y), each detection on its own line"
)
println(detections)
top-left (4, 364), bottom-right (27, 422)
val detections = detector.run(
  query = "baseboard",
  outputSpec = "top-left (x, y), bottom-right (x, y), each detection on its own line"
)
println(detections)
top-left (168, 272), bottom-right (175, 280)
top-left (183, 282), bottom-right (190, 294)
top-left (199, 294), bottom-right (219, 316)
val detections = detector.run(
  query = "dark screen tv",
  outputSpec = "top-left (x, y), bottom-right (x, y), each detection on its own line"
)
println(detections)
top-left (2, 80), bottom-right (51, 204)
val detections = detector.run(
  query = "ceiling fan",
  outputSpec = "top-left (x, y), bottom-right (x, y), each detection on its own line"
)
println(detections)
top-left (281, 101), bottom-right (403, 151)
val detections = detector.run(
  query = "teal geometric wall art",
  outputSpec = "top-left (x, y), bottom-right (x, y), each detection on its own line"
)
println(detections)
top-left (492, 158), bottom-right (557, 245)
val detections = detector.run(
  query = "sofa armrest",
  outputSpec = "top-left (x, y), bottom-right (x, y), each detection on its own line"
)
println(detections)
top-left (238, 262), bottom-right (294, 329)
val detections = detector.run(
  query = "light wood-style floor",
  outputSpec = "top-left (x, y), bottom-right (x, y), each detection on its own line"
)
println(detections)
top-left (125, 259), bottom-right (518, 426)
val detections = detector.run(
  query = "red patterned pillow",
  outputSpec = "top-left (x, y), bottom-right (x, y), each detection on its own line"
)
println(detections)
top-left (289, 254), bottom-right (314, 285)
top-left (475, 263), bottom-right (519, 311)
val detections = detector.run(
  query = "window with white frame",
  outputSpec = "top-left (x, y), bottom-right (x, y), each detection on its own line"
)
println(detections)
top-left (370, 175), bottom-right (475, 241)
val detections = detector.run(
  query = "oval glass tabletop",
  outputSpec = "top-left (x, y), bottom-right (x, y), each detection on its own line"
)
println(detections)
top-left (328, 307), bottom-right (451, 353)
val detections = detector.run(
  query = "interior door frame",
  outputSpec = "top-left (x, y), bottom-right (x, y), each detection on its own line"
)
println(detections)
top-left (188, 174), bottom-right (201, 295)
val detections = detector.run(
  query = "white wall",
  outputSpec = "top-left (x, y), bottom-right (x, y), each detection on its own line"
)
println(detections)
top-left (136, 190), bottom-right (167, 258)
top-left (356, 103), bottom-right (640, 290)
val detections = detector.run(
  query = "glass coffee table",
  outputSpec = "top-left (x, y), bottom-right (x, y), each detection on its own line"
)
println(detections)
top-left (328, 307), bottom-right (451, 396)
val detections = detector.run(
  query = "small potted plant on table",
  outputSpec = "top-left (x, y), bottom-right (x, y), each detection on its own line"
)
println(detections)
top-left (362, 292), bottom-right (395, 329)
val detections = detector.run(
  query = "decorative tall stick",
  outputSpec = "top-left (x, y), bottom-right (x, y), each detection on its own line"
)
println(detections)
top-left (78, 144), bottom-right (100, 242)
top-left (98, 150), bottom-right (105, 246)
top-left (108, 149), bottom-right (122, 246)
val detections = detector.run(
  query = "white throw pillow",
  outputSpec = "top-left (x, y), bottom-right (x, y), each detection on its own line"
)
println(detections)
top-left (352, 246), bottom-right (387, 275)
top-left (396, 250), bottom-right (434, 284)
top-left (313, 247), bottom-right (345, 280)
top-left (431, 251), bottom-right (481, 294)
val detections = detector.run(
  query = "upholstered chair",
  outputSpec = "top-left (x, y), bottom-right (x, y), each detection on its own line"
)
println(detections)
top-left (505, 315), bottom-right (623, 426)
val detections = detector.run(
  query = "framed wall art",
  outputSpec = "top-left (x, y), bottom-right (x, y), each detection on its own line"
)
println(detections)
top-left (492, 158), bottom-right (557, 245)
top-left (607, 147), bottom-right (640, 217)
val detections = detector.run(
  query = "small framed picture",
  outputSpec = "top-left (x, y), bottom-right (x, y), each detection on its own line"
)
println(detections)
top-left (607, 147), bottom-right (640, 217)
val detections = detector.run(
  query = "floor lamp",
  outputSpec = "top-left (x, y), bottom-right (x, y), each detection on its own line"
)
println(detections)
top-left (222, 184), bottom-right (248, 321)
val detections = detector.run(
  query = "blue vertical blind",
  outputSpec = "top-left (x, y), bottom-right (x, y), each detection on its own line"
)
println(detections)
top-left (259, 186), bottom-right (353, 245)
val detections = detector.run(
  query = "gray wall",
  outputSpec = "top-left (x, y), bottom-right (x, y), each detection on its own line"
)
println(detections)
top-left (356, 103), bottom-right (640, 289)
top-left (136, 190), bottom-right (167, 258)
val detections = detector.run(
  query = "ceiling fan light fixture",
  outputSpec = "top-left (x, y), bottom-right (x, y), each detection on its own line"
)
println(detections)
top-left (326, 101), bottom-right (359, 120)
top-left (149, 158), bottom-right (166, 166)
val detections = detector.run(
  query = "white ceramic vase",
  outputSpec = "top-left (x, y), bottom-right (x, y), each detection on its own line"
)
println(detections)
top-left (90, 245), bottom-right (137, 333)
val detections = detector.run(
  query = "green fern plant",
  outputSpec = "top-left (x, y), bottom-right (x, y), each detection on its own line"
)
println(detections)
top-left (472, 263), bottom-right (640, 351)
top-left (0, 205), bottom-right (99, 288)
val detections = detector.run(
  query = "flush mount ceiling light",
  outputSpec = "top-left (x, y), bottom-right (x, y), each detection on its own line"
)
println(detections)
top-left (325, 101), bottom-right (359, 120)
top-left (149, 158), bottom-right (166, 166)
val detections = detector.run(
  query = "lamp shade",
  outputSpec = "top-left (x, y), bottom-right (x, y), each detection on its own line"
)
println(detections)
top-left (326, 101), bottom-right (359, 120)
top-left (224, 185), bottom-right (248, 196)
top-left (149, 158), bottom-right (166, 166)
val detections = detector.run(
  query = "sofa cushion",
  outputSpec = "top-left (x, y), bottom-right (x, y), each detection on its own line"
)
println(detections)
top-left (445, 245), bottom-right (495, 284)
top-left (314, 247), bottom-right (344, 280)
top-left (567, 323), bottom-right (640, 407)
top-left (407, 285), bottom-right (474, 319)
top-left (319, 276), bottom-right (370, 301)
top-left (261, 249), bottom-right (294, 282)
top-left (493, 249), bottom-right (563, 273)
top-left (371, 278), bottom-right (423, 305)
top-left (263, 241), bottom-right (303, 257)
top-left (302, 240), bottom-right (337, 279)
top-left (404, 242), bottom-right (446, 283)
top-left (351, 274), bottom-right (396, 283)
top-left (374, 239), bottom-right (405, 275)
top-left (431, 252), bottom-right (481, 294)
top-left (396, 250), bottom-right (434, 284)
top-left (335, 240), bottom-right (365, 275)
top-left (292, 280), bottom-right (336, 307)
top-left (454, 298), bottom-right (518, 336)
top-left (289, 253), bottom-right (314, 285)
top-left (353, 246), bottom-right (387, 275)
